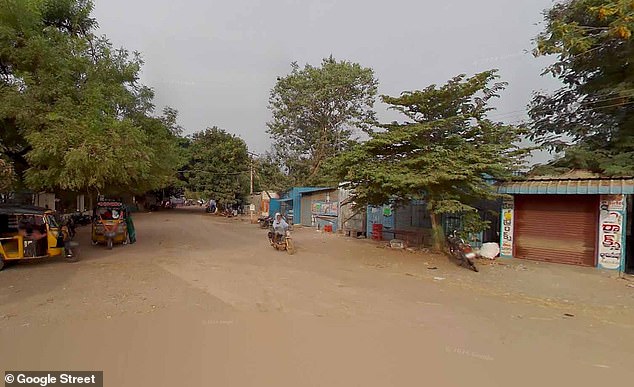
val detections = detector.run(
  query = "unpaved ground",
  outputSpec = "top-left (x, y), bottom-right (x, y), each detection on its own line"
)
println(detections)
top-left (1, 207), bottom-right (633, 386)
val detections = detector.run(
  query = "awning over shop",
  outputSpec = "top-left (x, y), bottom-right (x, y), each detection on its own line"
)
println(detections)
top-left (298, 187), bottom-right (336, 196)
top-left (498, 177), bottom-right (634, 195)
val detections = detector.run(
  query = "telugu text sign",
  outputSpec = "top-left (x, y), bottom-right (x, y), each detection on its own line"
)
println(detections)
top-left (597, 195), bottom-right (626, 270)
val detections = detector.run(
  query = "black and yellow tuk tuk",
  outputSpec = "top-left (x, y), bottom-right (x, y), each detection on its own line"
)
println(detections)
top-left (91, 201), bottom-right (128, 250)
top-left (0, 205), bottom-right (80, 271)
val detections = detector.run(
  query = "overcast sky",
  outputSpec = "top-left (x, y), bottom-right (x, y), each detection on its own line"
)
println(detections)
top-left (93, 0), bottom-right (561, 156)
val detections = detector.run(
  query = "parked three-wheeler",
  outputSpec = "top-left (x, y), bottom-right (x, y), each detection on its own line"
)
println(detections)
top-left (0, 205), bottom-right (79, 271)
top-left (91, 201), bottom-right (129, 250)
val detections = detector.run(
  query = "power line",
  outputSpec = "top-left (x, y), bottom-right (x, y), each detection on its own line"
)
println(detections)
top-left (488, 90), bottom-right (634, 121)
top-left (371, 99), bottom-right (634, 137)
top-left (520, 100), bottom-right (634, 125)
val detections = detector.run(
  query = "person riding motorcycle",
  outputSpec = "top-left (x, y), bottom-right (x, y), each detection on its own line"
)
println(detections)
top-left (272, 213), bottom-right (288, 243)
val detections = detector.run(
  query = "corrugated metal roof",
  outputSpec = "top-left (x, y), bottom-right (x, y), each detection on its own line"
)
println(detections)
top-left (0, 205), bottom-right (48, 215)
top-left (498, 177), bottom-right (634, 195)
top-left (298, 187), bottom-right (336, 196)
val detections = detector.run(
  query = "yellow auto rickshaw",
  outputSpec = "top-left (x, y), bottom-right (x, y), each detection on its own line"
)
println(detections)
top-left (0, 205), bottom-right (80, 271)
top-left (91, 201), bottom-right (128, 250)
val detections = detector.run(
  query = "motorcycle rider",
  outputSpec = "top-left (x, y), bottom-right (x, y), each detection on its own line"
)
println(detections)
top-left (272, 212), bottom-right (288, 242)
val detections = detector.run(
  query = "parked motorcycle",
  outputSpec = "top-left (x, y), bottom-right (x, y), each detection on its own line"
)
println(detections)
top-left (447, 230), bottom-right (478, 272)
top-left (258, 215), bottom-right (273, 229)
top-left (268, 228), bottom-right (295, 255)
top-left (70, 211), bottom-right (91, 226)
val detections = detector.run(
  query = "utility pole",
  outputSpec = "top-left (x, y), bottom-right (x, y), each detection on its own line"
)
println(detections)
top-left (247, 151), bottom-right (259, 224)
top-left (250, 159), bottom-right (254, 195)
top-left (248, 151), bottom-right (258, 196)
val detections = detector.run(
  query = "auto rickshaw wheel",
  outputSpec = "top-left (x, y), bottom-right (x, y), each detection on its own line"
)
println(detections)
top-left (0, 259), bottom-right (5, 271)
top-left (91, 240), bottom-right (98, 246)
top-left (107, 238), bottom-right (113, 250)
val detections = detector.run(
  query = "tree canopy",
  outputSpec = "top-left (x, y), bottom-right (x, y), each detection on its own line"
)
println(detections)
top-left (0, 157), bottom-right (14, 193)
top-left (331, 71), bottom-right (527, 249)
top-left (0, 0), bottom-right (182, 195)
top-left (267, 57), bottom-right (378, 185)
top-left (183, 127), bottom-right (250, 206)
top-left (530, 0), bottom-right (634, 176)
top-left (253, 153), bottom-right (291, 193)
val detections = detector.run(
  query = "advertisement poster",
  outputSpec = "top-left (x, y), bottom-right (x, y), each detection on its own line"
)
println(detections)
top-left (311, 201), bottom-right (338, 216)
top-left (597, 195), bottom-right (627, 270)
top-left (500, 197), bottom-right (514, 258)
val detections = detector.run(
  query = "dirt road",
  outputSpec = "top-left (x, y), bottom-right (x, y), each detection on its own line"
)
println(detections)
top-left (1, 208), bottom-right (633, 386)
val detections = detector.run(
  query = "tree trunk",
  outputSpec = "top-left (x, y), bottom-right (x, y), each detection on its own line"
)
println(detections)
top-left (308, 126), bottom-right (329, 181)
top-left (430, 212), bottom-right (445, 252)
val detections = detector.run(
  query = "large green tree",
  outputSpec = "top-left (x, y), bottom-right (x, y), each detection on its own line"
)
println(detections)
top-left (268, 56), bottom-right (378, 185)
top-left (331, 71), bottom-right (527, 250)
top-left (253, 153), bottom-right (290, 193)
top-left (530, 0), bottom-right (634, 175)
top-left (0, 0), bottom-right (182, 195)
top-left (184, 127), bottom-right (250, 206)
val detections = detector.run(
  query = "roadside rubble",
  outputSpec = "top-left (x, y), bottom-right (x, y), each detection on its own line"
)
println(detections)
top-left (389, 239), bottom-right (406, 249)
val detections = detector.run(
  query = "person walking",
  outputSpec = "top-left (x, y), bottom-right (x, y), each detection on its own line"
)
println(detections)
top-left (208, 199), bottom-right (217, 214)
top-left (125, 205), bottom-right (137, 244)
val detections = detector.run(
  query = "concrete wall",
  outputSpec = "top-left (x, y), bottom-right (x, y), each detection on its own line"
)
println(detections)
top-left (34, 193), bottom-right (56, 210)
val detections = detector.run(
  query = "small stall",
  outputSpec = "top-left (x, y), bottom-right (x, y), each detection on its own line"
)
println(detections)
top-left (299, 188), bottom-right (339, 232)
top-left (498, 176), bottom-right (633, 271)
top-left (311, 200), bottom-right (338, 232)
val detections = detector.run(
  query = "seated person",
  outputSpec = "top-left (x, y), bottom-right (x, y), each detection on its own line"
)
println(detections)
top-left (101, 209), bottom-right (112, 220)
top-left (31, 224), bottom-right (48, 256)
top-left (18, 217), bottom-right (33, 238)
top-left (18, 218), bottom-right (35, 256)
top-left (31, 223), bottom-right (47, 240)
top-left (272, 213), bottom-right (289, 242)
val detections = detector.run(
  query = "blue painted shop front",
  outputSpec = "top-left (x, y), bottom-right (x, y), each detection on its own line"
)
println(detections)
top-left (366, 204), bottom-right (395, 240)
top-left (269, 187), bottom-right (331, 225)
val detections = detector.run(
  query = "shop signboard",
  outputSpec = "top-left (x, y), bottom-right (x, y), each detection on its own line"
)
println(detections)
top-left (597, 195), bottom-right (627, 270)
top-left (500, 197), bottom-right (514, 258)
